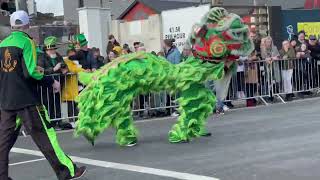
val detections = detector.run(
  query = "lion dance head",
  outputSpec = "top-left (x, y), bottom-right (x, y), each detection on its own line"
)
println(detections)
top-left (190, 7), bottom-right (254, 62)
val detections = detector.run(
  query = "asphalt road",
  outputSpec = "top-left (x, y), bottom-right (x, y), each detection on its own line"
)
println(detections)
top-left (9, 98), bottom-right (320, 180)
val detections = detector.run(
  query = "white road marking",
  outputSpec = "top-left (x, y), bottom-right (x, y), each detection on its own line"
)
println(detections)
top-left (9, 158), bottom-right (46, 166)
top-left (11, 147), bottom-right (219, 180)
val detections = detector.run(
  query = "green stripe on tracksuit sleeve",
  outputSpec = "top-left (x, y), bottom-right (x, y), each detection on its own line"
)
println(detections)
top-left (36, 106), bottom-right (75, 177)
top-left (23, 39), bottom-right (43, 80)
top-left (15, 118), bottom-right (22, 130)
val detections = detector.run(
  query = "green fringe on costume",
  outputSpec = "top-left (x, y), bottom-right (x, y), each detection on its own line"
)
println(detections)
top-left (74, 7), bottom-right (254, 146)
top-left (75, 52), bottom-right (224, 145)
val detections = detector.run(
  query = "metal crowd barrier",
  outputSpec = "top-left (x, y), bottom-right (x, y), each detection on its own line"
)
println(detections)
top-left (38, 73), bottom-right (179, 122)
top-left (37, 73), bottom-right (79, 123)
top-left (38, 58), bottom-right (320, 122)
top-left (271, 58), bottom-right (320, 101)
top-left (226, 60), bottom-right (271, 105)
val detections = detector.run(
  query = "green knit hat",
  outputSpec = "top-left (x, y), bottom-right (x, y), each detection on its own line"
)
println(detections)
top-left (75, 34), bottom-right (88, 47)
top-left (44, 36), bottom-right (58, 50)
top-left (68, 43), bottom-right (76, 50)
top-left (36, 46), bottom-right (44, 54)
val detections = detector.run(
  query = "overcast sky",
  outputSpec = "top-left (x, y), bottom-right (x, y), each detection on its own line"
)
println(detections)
top-left (35, 0), bottom-right (64, 16)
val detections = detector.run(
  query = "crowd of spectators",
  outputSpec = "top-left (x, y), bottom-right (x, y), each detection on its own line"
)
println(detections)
top-left (214, 30), bottom-right (320, 113)
top-left (33, 34), bottom-right (187, 126)
top-left (33, 30), bottom-right (320, 124)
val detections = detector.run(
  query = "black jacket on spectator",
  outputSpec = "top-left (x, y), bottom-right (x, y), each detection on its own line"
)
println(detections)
top-left (69, 49), bottom-right (98, 70)
top-left (96, 56), bottom-right (107, 69)
top-left (308, 44), bottom-right (320, 60)
top-left (38, 53), bottom-right (66, 75)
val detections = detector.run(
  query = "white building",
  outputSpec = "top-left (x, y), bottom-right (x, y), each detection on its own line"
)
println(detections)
top-left (63, 0), bottom-right (110, 24)
top-left (27, 0), bottom-right (36, 15)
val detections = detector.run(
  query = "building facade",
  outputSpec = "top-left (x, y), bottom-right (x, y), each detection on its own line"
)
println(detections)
top-left (63, 0), bottom-right (307, 24)
top-left (213, 0), bottom-right (305, 9)
top-left (111, 0), bottom-right (210, 19)
top-left (27, 0), bottom-right (36, 15)
top-left (63, 0), bottom-right (110, 24)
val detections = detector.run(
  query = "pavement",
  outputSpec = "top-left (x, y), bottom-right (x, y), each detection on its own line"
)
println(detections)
top-left (9, 97), bottom-right (320, 180)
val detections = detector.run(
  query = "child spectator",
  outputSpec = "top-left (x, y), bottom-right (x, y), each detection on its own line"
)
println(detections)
top-left (108, 50), bottom-right (119, 61)
top-left (133, 42), bottom-right (141, 52)
top-left (107, 34), bottom-right (120, 54)
top-left (92, 47), bottom-right (106, 69)
top-left (122, 44), bottom-right (132, 54)
top-left (62, 49), bottom-right (85, 123)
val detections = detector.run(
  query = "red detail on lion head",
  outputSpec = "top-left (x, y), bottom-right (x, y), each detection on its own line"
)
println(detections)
top-left (222, 31), bottom-right (233, 41)
top-left (227, 55), bottom-right (239, 61)
top-left (194, 36), bottom-right (223, 57)
top-left (227, 43), bottom-right (241, 50)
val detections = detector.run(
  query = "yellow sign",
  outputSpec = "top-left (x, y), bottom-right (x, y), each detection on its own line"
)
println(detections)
top-left (298, 22), bottom-right (320, 39)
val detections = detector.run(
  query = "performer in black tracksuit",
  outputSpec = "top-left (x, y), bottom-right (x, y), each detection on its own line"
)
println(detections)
top-left (0, 11), bottom-right (86, 180)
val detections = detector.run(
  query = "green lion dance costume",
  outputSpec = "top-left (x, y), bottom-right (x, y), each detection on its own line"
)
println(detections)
top-left (75, 7), bottom-right (254, 146)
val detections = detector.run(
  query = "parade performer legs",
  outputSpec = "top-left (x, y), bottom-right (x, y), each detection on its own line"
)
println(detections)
top-left (0, 11), bottom-right (86, 180)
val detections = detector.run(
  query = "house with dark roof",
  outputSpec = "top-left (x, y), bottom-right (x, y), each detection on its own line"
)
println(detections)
top-left (111, 0), bottom-right (208, 19)
top-left (117, 0), bottom-right (200, 21)
top-left (111, 0), bottom-right (307, 20)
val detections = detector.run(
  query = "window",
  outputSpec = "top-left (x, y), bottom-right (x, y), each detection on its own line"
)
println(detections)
top-left (79, 0), bottom-right (84, 8)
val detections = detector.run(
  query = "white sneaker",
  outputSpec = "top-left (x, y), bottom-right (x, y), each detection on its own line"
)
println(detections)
top-left (171, 112), bottom-right (179, 117)
top-left (125, 141), bottom-right (137, 147)
top-left (223, 105), bottom-right (230, 112)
